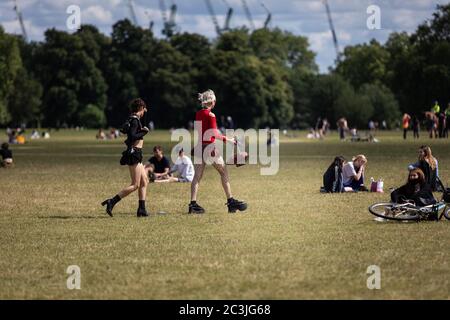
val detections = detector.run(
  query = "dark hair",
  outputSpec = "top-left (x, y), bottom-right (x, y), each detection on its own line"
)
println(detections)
top-left (129, 98), bottom-right (147, 113)
top-left (1, 143), bottom-right (9, 150)
top-left (153, 145), bottom-right (163, 152)
top-left (328, 156), bottom-right (345, 171)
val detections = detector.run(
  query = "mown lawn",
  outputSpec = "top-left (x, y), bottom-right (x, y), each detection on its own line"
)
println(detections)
top-left (0, 129), bottom-right (448, 299)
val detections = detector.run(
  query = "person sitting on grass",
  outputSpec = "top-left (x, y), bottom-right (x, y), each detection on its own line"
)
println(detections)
top-left (408, 145), bottom-right (440, 191)
top-left (155, 148), bottom-right (195, 183)
top-left (145, 145), bottom-right (171, 182)
top-left (321, 156), bottom-right (345, 193)
top-left (342, 154), bottom-right (369, 192)
top-left (391, 168), bottom-right (436, 209)
top-left (0, 143), bottom-right (13, 168)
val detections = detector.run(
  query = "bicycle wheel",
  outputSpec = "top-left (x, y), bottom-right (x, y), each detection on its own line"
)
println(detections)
top-left (444, 207), bottom-right (450, 220)
top-left (368, 202), bottom-right (421, 221)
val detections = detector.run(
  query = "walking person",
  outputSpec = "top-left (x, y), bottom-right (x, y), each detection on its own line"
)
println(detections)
top-left (402, 113), bottom-right (411, 140)
top-left (101, 98), bottom-right (150, 217)
top-left (189, 89), bottom-right (247, 214)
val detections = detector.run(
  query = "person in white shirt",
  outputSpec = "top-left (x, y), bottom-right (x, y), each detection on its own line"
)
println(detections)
top-left (342, 155), bottom-right (369, 192)
top-left (156, 148), bottom-right (195, 183)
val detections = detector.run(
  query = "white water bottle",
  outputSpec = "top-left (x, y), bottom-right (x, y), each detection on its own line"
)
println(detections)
top-left (377, 178), bottom-right (384, 193)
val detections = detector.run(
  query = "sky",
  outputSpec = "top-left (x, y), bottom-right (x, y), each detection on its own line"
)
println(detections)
top-left (1, 0), bottom-right (448, 72)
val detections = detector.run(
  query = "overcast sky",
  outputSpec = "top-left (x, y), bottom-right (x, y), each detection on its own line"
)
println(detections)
top-left (1, 0), bottom-right (448, 72)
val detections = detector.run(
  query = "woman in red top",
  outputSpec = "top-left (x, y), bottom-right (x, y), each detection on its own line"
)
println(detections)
top-left (189, 89), bottom-right (247, 214)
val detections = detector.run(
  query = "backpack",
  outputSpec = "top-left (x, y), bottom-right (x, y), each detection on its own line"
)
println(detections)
top-left (120, 115), bottom-right (139, 134)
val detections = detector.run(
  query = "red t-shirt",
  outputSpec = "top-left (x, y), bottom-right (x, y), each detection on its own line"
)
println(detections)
top-left (195, 108), bottom-right (226, 144)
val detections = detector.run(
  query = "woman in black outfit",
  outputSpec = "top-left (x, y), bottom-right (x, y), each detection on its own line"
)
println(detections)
top-left (390, 168), bottom-right (436, 207)
top-left (102, 98), bottom-right (150, 217)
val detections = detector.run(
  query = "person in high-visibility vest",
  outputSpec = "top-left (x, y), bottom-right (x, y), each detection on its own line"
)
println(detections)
top-left (432, 101), bottom-right (440, 114)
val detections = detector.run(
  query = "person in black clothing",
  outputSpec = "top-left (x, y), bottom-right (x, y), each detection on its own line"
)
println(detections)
top-left (0, 143), bottom-right (13, 168)
top-left (390, 168), bottom-right (436, 207)
top-left (102, 98), bottom-right (150, 217)
top-left (145, 145), bottom-right (171, 182)
top-left (412, 115), bottom-right (420, 139)
top-left (321, 156), bottom-right (345, 193)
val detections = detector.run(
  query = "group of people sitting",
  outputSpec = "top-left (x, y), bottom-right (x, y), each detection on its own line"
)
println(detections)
top-left (144, 145), bottom-right (194, 183)
top-left (322, 145), bottom-right (441, 207)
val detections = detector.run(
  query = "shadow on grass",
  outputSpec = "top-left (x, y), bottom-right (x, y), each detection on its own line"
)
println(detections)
top-left (38, 215), bottom-right (111, 220)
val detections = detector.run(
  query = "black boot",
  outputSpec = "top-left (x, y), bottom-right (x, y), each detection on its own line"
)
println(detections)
top-left (188, 201), bottom-right (205, 214)
top-left (227, 198), bottom-right (247, 213)
top-left (137, 200), bottom-right (149, 217)
top-left (101, 195), bottom-right (121, 217)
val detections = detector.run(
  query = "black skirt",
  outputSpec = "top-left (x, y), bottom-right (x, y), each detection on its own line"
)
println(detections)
top-left (120, 147), bottom-right (143, 166)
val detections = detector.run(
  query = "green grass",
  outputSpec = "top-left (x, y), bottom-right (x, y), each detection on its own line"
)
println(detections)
top-left (0, 129), bottom-right (449, 299)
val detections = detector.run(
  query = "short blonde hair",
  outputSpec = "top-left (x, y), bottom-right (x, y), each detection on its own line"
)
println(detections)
top-left (198, 89), bottom-right (216, 107)
top-left (352, 154), bottom-right (367, 164)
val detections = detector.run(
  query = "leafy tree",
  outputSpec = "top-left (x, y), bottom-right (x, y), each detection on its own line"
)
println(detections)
top-left (7, 68), bottom-right (43, 127)
top-left (335, 39), bottom-right (390, 89)
top-left (359, 84), bottom-right (400, 128)
top-left (0, 26), bottom-right (22, 124)
top-left (79, 104), bottom-right (106, 128)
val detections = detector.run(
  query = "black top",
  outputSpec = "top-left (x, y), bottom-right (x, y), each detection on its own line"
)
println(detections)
top-left (148, 156), bottom-right (170, 174)
top-left (0, 149), bottom-right (12, 160)
top-left (391, 182), bottom-right (436, 207)
top-left (125, 116), bottom-right (148, 147)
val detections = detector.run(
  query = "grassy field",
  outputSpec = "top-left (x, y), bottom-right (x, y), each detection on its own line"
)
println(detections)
top-left (0, 129), bottom-right (449, 299)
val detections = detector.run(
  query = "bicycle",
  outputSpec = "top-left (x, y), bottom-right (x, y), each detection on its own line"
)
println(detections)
top-left (368, 179), bottom-right (450, 222)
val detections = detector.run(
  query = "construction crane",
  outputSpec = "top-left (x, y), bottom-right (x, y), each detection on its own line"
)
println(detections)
top-left (126, 0), bottom-right (139, 26)
top-left (204, 0), bottom-right (222, 36)
top-left (222, 0), bottom-right (233, 32)
top-left (240, 0), bottom-right (255, 30)
top-left (204, 0), bottom-right (234, 36)
top-left (13, 0), bottom-right (28, 42)
top-left (159, 0), bottom-right (178, 38)
top-left (144, 10), bottom-right (154, 32)
top-left (322, 0), bottom-right (339, 59)
top-left (261, 2), bottom-right (272, 29)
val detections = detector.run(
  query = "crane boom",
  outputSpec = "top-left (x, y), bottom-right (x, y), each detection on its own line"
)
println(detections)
top-left (240, 0), bottom-right (255, 30)
top-left (13, 0), bottom-right (28, 42)
top-left (127, 0), bottom-right (138, 25)
top-left (261, 2), bottom-right (272, 29)
top-left (323, 0), bottom-right (339, 59)
top-left (204, 0), bottom-right (222, 36)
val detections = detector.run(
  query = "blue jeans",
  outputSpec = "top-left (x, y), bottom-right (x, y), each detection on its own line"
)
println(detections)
top-left (344, 176), bottom-right (364, 191)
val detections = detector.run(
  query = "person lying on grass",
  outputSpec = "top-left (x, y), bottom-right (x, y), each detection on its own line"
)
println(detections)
top-left (390, 168), bottom-right (436, 207)
top-left (342, 154), bottom-right (369, 192)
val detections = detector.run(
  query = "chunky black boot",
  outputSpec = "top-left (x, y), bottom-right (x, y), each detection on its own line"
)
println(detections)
top-left (188, 201), bottom-right (205, 214)
top-left (101, 195), bottom-right (121, 217)
top-left (137, 200), bottom-right (149, 217)
top-left (227, 198), bottom-right (247, 213)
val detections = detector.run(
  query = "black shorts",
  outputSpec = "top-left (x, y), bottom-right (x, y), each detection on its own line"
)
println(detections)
top-left (120, 147), bottom-right (143, 166)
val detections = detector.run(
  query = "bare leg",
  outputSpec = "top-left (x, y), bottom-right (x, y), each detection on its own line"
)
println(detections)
top-left (191, 163), bottom-right (206, 201)
top-left (138, 164), bottom-right (148, 201)
top-left (212, 161), bottom-right (232, 199)
top-left (118, 164), bottom-right (141, 199)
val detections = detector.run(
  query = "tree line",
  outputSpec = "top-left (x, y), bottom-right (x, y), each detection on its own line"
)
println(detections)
top-left (0, 4), bottom-right (449, 130)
